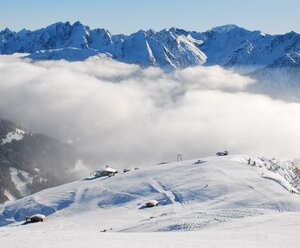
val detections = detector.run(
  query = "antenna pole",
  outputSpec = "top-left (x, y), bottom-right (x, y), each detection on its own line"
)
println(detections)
top-left (177, 154), bottom-right (182, 161)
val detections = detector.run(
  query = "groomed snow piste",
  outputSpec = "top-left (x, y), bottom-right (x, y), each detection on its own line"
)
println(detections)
top-left (1, 154), bottom-right (300, 248)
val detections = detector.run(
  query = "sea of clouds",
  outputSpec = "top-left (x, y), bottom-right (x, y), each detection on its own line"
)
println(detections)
top-left (0, 54), bottom-right (300, 168)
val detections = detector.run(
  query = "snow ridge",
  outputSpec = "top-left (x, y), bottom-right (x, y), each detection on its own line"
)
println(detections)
top-left (1, 22), bottom-right (300, 70)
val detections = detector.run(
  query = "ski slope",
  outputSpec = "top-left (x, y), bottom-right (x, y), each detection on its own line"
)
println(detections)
top-left (1, 155), bottom-right (300, 247)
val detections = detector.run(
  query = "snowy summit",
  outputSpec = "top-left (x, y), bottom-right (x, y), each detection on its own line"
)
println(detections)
top-left (1, 22), bottom-right (300, 70)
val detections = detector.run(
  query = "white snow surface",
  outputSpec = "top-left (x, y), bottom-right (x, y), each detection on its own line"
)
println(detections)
top-left (1, 128), bottom-right (26, 145)
top-left (99, 166), bottom-right (117, 173)
top-left (3, 190), bottom-right (16, 203)
top-left (29, 214), bottom-right (45, 219)
top-left (9, 167), bottom-right (33, 197)
top-left (1, 155), bottom-right (300, 247)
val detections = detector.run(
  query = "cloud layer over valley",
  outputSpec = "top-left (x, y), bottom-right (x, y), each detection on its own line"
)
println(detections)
top-left (0, 55), bottom-right (299, 168)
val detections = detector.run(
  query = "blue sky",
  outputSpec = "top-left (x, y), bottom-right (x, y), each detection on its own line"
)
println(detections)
top-left (1, 0), bottom-right (299, 34)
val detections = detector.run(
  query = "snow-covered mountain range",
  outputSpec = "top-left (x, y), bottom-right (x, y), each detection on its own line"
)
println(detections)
top-left (1, 22), bottom-right (300, 70)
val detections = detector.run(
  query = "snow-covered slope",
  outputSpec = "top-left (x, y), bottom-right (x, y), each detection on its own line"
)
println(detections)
top-left (0, 117), bottom-right (90, 204)
top-left (1, 154), bottom-right (299, 230)
top-left (1, 128), bottom-right (27, 145)
top-left (1, 22), bottom-right (300, 70)
top-left (197, 26), bottom-right (300, 68)
top-left (248, 51), bottom-right (300, 99)
top-left (1, 154), bottom-right (300, 247)
top-left (0, 22), bottom-right (206, 69)
top-left (8, 167), bottom-right (33, 197)
top-left (1, 212), bottom-right (300, 248)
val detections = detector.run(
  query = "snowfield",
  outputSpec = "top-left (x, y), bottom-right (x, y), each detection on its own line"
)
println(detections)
top-left (1, 212), bottom-right (300, 248)
top-left (1, 155), bottom-right (300, 247)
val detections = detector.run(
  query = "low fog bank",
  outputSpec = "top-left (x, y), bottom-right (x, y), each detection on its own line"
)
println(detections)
top-left (247, 67), bottom-right (300, 102)
top-left (0, 55), bottom-right (299, 168)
